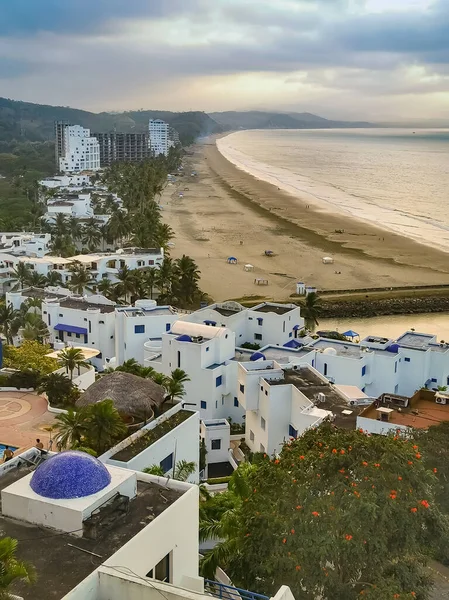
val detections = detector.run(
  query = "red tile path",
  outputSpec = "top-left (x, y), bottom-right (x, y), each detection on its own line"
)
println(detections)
top-left (0, 392), bottom-right (57, 455)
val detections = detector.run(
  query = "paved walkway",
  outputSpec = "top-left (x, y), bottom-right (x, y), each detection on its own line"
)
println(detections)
top-left (0, 392), bottom-right (57, 454)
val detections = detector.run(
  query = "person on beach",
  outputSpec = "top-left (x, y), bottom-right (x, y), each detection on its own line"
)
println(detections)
top-left (35, 439), bottom-right (44, 450)
top-left (3, 446), bottom-right (13, 462)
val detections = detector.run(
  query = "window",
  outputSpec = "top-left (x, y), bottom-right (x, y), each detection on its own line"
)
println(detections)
top-left (404, 357), bottom-right (411, 363)
top-left (48, 315), bottom-right (51, 326)
top-left (147, 553), bottom-right (171, 583)
top-left (431, 378), bottom-right (438, 383)
top-left (361, 365), bottom-right (366, 376)
top-left (260, 385), bottom-right (264, 391)
top-left (289, 332), bottom-right (292, 337)
top-left (240, 383), bottom-right (245, 393)
top-left (166, 323), bottom-right (171, 331)
top-left (201, 401), bottom-right (207, 409)
top-left (211, 439), bottom-right (221, 450)
top-left (254, 333), bottom-right (262, 341)
top-left (97, 352), bottom-right (102, 359)
top-left (283, 321), bottom-right (286, 333)
top-left (234, 397), bottom-right (239, 407)
top-left (206, 347), bottom-right (210, 352)
top-left (257, 318), bottom-right (263, 326)
top-left (160, 453), bottom-right (174, 473)
top-left (260, 417), bottom-right (266, 431)
top-left (265, 390), bottom-right (268, 396)
top-left (135, 324), bottom-right (145, 334)
top-left (88, 321), bottom-right (92, 333)
top-left (250, 430), bottom-right (255, 442)
top-left (67, 332), bottom-right (72, 337)
top-left (75, 333), bottom-right (80, 339)
top-left (289, 424), bottom-right (298, 439)
top-left (177, 351), bottom-right (181, 368)
top-left (216, 375), bottom-right (222, 387)
top-left (260, 444), bottom-right (265, 453)
top-left (394, 384), bottom-right (399, 394)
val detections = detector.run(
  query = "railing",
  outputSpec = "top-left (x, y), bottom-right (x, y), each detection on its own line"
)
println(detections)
top-left (204, 580), bottom-right (269, 600)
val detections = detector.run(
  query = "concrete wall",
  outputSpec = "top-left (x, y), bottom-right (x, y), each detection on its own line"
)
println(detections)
top-left (357, 415), bottom-right (409, 436)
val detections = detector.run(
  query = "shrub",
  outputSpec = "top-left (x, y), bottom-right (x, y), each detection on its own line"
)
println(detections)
top-left (206, 476), bottom-right (232, 485)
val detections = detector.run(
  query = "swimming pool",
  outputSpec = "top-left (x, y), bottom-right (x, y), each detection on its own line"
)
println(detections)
top-left (0, 443), bottom-right (18, 459)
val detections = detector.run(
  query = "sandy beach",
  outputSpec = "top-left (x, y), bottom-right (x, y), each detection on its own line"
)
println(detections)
top-left (161, 136), bottom-right (449, 302)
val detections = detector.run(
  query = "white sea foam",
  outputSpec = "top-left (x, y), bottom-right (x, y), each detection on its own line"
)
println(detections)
top-left (217, 129), bottom-right (449, 253)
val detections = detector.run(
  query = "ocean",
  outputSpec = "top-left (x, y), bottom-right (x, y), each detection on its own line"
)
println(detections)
top-left (217, 128), bottom-right (449, 253)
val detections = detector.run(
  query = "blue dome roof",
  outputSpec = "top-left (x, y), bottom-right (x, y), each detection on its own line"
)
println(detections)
top-left (30, 451), bottom-right (111, 499)
top-left (250, 352), bottom-right (266, 361)
top-left (387, 343), bottom-right (400, 353)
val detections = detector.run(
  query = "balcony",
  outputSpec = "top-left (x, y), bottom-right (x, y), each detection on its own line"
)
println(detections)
top-left (205, 580), bottom-right (269, 600)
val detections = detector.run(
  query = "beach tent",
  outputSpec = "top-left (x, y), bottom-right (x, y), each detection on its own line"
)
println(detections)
top-left (244, 264), bottom-right (254, 271)
top-left (227, 256), bottom-right (238, 264)
top-left (264, 250), bottom-right (274, 256)
top-left (322, 256), bottom-right (334, 264)
top-left (343, 330), bottom-right (359, 339)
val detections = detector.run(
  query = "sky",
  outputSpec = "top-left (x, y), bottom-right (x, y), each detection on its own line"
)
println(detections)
top-left (1, 0), bottom-right (449, 121)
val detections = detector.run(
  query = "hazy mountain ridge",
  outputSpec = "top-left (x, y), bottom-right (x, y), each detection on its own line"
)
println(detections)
top-left (209, 110), bottom-right (374, 130)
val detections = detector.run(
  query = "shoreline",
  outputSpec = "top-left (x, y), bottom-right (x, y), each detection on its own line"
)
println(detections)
top-left (161, 136), bottom-right (449, 302)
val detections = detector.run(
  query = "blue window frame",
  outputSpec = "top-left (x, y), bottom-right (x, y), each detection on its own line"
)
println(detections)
top-left (160, 453), bottom-right (173, 473)
top-left (216, 375), bottom-right (222, 387)
top-left (289, 424), bottom-right (298, 439)
top-left (211, 439), bottom-right (221, 450)
top-left (206, 347), bottom-right (210, 352)
top-left (404, 357), bottom-right (411, 363)
top-left (201, 401), bottom-right (207, 409)
top-left (431, 378), bottom-right (437, 383)
top-left (234, 397), bottom-right (239, 407)
top-left (135, 324), bottom-right (145, 334)
top-left (257, 318), bottom-right (263, 326)
top-left (289, 332), bottom-right (292, 337)
top-left (165, 323), bottom-right (171, 331)
top-left (362, 365), bottom-right (366, 376)
top-left (239, 383), bottom-right (245, 393)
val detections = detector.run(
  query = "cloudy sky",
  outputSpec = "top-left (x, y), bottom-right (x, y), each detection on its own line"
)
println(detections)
top-left (1, 0), bottom-right (448, 120)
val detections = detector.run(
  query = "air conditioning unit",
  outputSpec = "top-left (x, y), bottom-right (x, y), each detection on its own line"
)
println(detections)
top-left (436, 396), bottom-right (447, 405)
top-left (317, 392), bottom-right (326, 403)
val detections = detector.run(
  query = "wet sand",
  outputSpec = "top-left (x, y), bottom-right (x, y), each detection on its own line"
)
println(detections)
top-left (161, 137), bottom-right (449, 302)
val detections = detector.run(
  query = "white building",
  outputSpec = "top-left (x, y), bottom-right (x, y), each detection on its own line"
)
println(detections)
top-left (200, 419), bottom-right (234, 480)
top-left (101, 404), bottom-right (200, 483)
top-left (185, 301), bottom-right (305, 347)
top-left (145, 321), bottom-right (244, 422)
top-left (45, 192), bottom-right (94, 222)
top-left (149, 119), bottom-right (170, 156)
top-left (59, 125), bottom-right (101, 173)
top-left (237, 362), bottom-right (333, 455)
top-left (39, 174), bottom-right (92, 189)
top-left (0, 232), bottom-right (51, 257)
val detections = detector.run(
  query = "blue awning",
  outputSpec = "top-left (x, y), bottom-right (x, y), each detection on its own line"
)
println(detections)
top-left (54, 324), bottom-right (88, 335)
top-left (293, 324), bottom-right (301, 331)
top-left (204, 320), bottom-right (217, 326)
top-left (283, 339), bottom-right (302, 349)
top-left (343, 330), bottom-right (359, 338)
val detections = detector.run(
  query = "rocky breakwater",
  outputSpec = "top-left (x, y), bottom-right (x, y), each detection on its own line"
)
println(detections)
top-left (321, 295), bottom-right (449, 319)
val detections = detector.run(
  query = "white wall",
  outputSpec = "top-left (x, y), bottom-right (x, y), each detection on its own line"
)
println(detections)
top-left (357, 415), bottom-right (409, 436)
top-left (201, 420), bottom-right (230, 465)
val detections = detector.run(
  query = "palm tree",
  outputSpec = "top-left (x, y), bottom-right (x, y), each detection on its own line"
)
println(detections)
top-left (97, 278), bottom-right (114, 299)
top-left (67, 261), bottom-right (95, 294)
top-left (301, 291), bottom-right (322, 331)
top-left (49, 234), bottom-right (76, 257)
top-left (0, 303), bottom-right (20, 345)
top-left (144, 459), bottom-right (196, 480)
top-left (54, 407), bottom-right (89, 448)
top-left (68, 216), bottom-right (83, 241)
top-left (155, 222), bottom-right (175, 252)
top-left (38, 372), bottom-right (76, 407)
top-left (155, 257), bottom-right (174, 299)
top-left (45, 270), bottom-right (63, 287)
top-left (164, 368), bottom-right (190, 404)
top-left (57, 347), bottom-right (89, 380)
top-left (52, 214), bottom-right (69, 237)
top-left (115, 265), bottom-right (137, 302)
top-left (11, 262), bottom-right (31, 291)
top-left (173, 255), bottom-right (200, 305)
top-left (0, 536), bottom-right (35, 597)
top-left (107, 209), bottom-right (130, 247)
top-left (21, 313), bottom-right (49, 343)
top-left (26, 271), bottom-right (47, 288)
top-left (84, 399), bottom-right (127, 454)
top-left (116, 358), bottom-right (144, 376)
top-left (82, 220), bottom-right (101, 252)
top-left (143, 267), bottom-right (158, 299)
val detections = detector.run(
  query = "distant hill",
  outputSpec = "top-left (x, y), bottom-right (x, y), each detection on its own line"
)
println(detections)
top-left (0, 98), bottom-right (224, 146)
top-left (209, 110), bottom-right (373, 130)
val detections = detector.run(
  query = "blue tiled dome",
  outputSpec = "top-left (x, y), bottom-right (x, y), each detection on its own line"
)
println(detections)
top-left (30, 451), bottom-right (111, 499)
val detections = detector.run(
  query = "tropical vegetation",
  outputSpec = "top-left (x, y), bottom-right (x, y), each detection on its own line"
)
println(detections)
top-left (300, 292), bottom-right (322, 331)
top-left (2, 340), bottom-right (58, 375)
top-left (144, 459), bottom-right (196, 481)
top-left (200, 424), bottom-right (449, 600)
top-left (57, 347), bottom-right (89, 380)
top-left (0, 536), bottom-right (35, 599)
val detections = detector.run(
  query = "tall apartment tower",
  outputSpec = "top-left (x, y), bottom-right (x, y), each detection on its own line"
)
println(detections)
top-left (55, 122), bottom-right (101, 173)
top-left (148, 119), bottom-right (169, 156)
top-left (93, 132), bottom-right (151, 166)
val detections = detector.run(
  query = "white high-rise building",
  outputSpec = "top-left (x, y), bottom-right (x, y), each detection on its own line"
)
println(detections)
top-left (148, 119), bottom-right (169, 156)
top-left (58, 124), bottom-right (101, 173)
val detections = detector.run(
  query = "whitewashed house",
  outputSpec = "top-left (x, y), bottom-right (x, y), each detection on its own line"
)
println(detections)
top-left (39, 174), bottom-right (92, 189)
top-left (45, 192), bottom-right (94, 222)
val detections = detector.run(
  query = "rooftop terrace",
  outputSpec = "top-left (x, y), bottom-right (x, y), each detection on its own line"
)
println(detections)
top-left (396, 332), bottom-right (436, 350)
top-left (312, 339), bottom-right (364, 358)
top-left (59, 297), bottom-right (117, 313)
top-left (252, 303), bottom-right (295, 315)
top-left (0, 466), bottom-right (183, 600)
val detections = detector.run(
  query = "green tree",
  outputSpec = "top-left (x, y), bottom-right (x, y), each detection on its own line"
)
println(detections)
top-left (54, 407), bottom-right (90, 449)
top-left (21, 312), bottom-right (49, 343)
top-left (204, 424), bottom-right (449, 600)
top-left (107, 209), bottom-right (130, 247)
top-left (82, 219), bottom-right (102, 252)
top-left (172, 255), bottom-right (200, 305)
top-left (143, 267), bottom-right (158, 299)
top-left (68, 216), bottom-right (83, 241)
top-left (49, 234), bottom-right (76, 257)
top-left (2, 340), bottom-right (58, 374)
top-left (164, 368), bottom-right (190, 405)
top-left (115, 265), bottom-right (137, 302)
top-left (84, 398), bottom-right (127, 454)
top-left (144, 460), bottom-right (196, 481)
top-left (10, 262), bottom-right (31, 291)
top-left (45, 270), bottom-right (63, 287)
top-left (25, 270), bottom-right (47, 288)
top-left (67, 261), bottom-right (95, 294)
top-left (57, 347), bottom-right (89, 380)
top-left (97, 277), bottom-right (114, 299)
top-left (0, 303), bottom-right (20, 344)
top-left (0, 536), bottom-right (35, 599)
top-left (301, 292), bottom-right (322, 331)
top-left (38, 372), bottom-right (79, 407)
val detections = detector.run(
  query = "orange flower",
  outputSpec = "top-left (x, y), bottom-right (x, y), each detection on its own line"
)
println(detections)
top-left (415, 453), bottom-right (421, 460)
top-left (410, 507), bottom-right (418, 513)
top-left (319, 453), bottom-right (324, 458)
top-left (351, 482), bottom-right (358, 487)
top-left (420, 500), bottom-right (430, 509)
top-left (374, 463), bottom-right (380, 468)
top-left (390, 494), bottom-right (397, 500)
top-left (411, 593), bottom-right (416, 597)
top-left (408, 461), bottom-right (413, 465)
top-left (291, 529), bottom-right (295, 534)
top-left (398, 476), bottom-right (402, 481)
top-left (253, 489), bottom-right (257, 493)
top-left (433, 468), bottom-right (438, 473)
top-left (295, 565), bottom-right (301, 571)
top-left (296, 505), bottom-right (302, 510)
top-left (340, 449), bottom-right (345, 455)
top-left (393, 595), bottom-right (400, 599)
top-left (345, 534), bottom-right (353, 540)
top-left (245, 533), bottom-right (250, 537)
top-left (293, 479), bottom-right (297, 483)
top-left (316, 474), bottom-right (321, 478)
top-left (299, 455), bottom-right (305, 460)
top-left (339, 468), bottom-right (345, 474)
top-left (362, 461), bottom-right (368, 467)
top-left (282, 538), bottom-right (287, 544)
top-left (332, 448), bottom-right (337, 454)
top-left (312, 511), bottom-right (320, 517)
top-left (413, 445), bottom-right (418, 450)
top-left (274, 459), bottom-right (280, 464)
top-left (354, 491), bottom-right (361, 498)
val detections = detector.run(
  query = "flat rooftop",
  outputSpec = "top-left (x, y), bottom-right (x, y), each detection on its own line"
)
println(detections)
top-left (21, 287), bottom-right (70, 300)
top-left (312, 339), bottom-right (363, 358)
top-left (0, 465), bottom-right (183, 600)
top-left (59, 297), bottom-right (116, 313)
top-left (252, 304), bottom-right (294, 315)
top-left (123, 307), bottom-right (176, 317)
top-left (361, 392), bottom-right (449, 429)
top-left (269, 367), bottom-right (363, 428)
top-left (396, 332), bottom-right (436, 350)
top-left (214, 306), bottom-right (241, 317)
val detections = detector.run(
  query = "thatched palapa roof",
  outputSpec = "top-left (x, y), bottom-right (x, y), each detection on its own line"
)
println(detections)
top-left (77, 372), bottom-right (165, 417)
